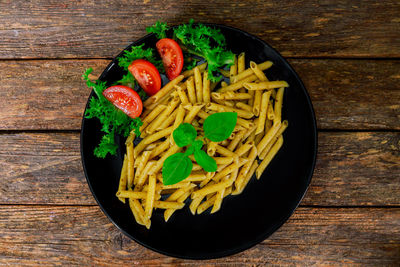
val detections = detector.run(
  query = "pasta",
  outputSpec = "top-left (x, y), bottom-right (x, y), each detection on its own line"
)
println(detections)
top-left (117, 53), bottom-right (288, 229)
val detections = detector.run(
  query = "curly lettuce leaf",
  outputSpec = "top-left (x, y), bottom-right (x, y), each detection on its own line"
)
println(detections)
top-left (173, 19), bottom-right (235, 82)
top-left (117, 43), bottom-right (163, 73)
top-left (146, 20), bottom-right (169, 39)
top-left (83, 68), bottom-right (143, 158)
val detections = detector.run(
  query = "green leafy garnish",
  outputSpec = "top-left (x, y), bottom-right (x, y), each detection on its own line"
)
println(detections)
top-left (192, 140), bottom-right (204, 151)
top-left (146, 20), bottom-right (169, 39)
top-left (173, 123), bottom-right (197, 147)
top-left (184, 145), bottom-right (195, 157)
top-left (117, 43), bottom-right (163, 73)
top-left (173, 19), bottom-right (235, 81)
top-left (114, 44), bottom-right (164, 100)
top-left (162, 153), bottom-right (193, 186)
top-left (183, 52), bottom-right (200, 71)
top-left (194, 149), bottom-right (217, 172)
top-left (83, 68), bottom-right (143, 158)
top-left (162, 112), bottom-right (237, 185)
top-left (203, 112), bottom-right (238, 142)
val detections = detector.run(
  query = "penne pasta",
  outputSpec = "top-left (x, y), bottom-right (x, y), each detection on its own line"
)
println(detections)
top-left (259, 120), bottom-right (288, 159)
top-left (194, 66), bottom-right (203, 103)
top-left (229, 54), bottom-right (238, 83)
top-left (267, 99), bottom-right (275, 120)
top-left (256, 91), bottom-right (271, 134)
top-left (252, 90), bottom-right (262, 116)
top-left (256, 121), bottom-right (281, 156)
top-left (206, 103), bottom-right (254, 119)
top-left (144, 75), bottom-right (184, 107)
top-left (182, 62), bottom-right (207, 77)
top-left (126, 142), bottom-right (135, 189)
top-left (218, 74), bottom-right (258, 93)
top-left (243, 80), bottom-right (289, 91)
top-left (186, 76), bottom-right (197, 104)
top-left (116, 154), bottom-right (128, 203)
top-left (202, 71), bottom-right (211, 103)
top-left (231, 60), bottom-right (273, 83)
top-left (114, 49), bottom-right (289, 228)
top-left (146, 97), bottom-right (180, 134)
top-left (183, 103), bottom-right (204, 123)
top-left (145, 174), bottom-right (156, 219)
top-left (192, 174), bottom-right (235, 199)
top-left (134, 151), bottom-right (151, 183)
top-left (236, 102), bottom-right (253, 112)
top-left (176, 85), bottom-right (189, 105)
top-left (256, 136), bottom-right (284, 179)
top-left (149, 138), bottom-right (170, 159)
top-left (274, 87), bottom-right (285, 124)
top-left (237, 52), bottom-right (245, 73)
top-left (250, 61), bottom-right (269, 81)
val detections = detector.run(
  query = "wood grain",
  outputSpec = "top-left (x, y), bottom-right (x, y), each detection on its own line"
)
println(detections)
top-left (0, 0), bottom-right (399, 59)
top-left (1, 59), bottom-right (399, 130)
top-left (0, 132), bottom-right (398, 206)
top-left (291, 59), bottom-right (400, 130)
top-left (0, 205), bottom-right (398, 266)
top-left (0, 59), bottom-right (107, 130)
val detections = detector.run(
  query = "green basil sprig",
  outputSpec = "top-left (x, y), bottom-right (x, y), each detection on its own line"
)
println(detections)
top-left (162, 112), bottom-right (237, 185)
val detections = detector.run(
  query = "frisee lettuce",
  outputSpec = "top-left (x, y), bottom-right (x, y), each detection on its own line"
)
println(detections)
top-left (83, 68), bottom-right (142, 158)
top-left (117, 43), bottom-right (163, 73)
top-left (173, 19), bottom-right (235, 82)
top-left (146, 19), bottom-right (234, 81)
top-left (146, 21), bottom-right (169, 39)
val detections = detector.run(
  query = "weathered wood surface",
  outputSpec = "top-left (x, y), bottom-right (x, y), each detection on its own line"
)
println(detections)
top-left (0, 132), bottom-right (398, 206)
top-left (0, 0), bottom-right (399, 59)
top-left (1, 59), bottom-right (399, 130)
top-left (1, 1), bottom-right (399, 265)
top-left (0, 206), bottom-right (398, 266)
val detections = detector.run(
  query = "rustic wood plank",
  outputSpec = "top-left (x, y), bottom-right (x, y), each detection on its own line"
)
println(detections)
top-left (0, 132), bottom-right (398, 206)
top-left (290, 59), bottom-right (400, 130)
top-left (0, 59), bottom-right (108, 130)
top-left (1, 59), bottom-right (399, 130)
top-left (0, 206), bottom-right (398, 265)
top-left (0, 0), bottom-right (399, 59)
top-left (302, 132), bottom-right (400, 206)
top-left (0, 132), bottom-right (96, 205)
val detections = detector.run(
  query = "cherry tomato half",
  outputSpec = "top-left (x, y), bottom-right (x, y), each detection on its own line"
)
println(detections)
top-left (103, 85), bottom-right (143, 118)
top-left (128, 59), bottom-right (161, 96)
top-left (156, 38), bottom-right (184, 80)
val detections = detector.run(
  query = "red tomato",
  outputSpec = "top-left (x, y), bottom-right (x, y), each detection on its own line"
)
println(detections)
top-left (156, 38), bottom-right (184, 80)
top-left (103, 85), bottom-right (143, 118)
top-left (128, 59), bottom-right (161, 96)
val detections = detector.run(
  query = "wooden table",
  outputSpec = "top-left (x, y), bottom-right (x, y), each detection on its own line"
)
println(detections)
top-left (1, 1), bottom-right (399, 265)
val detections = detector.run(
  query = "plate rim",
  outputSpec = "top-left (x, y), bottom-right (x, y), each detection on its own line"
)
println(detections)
top-left (80, 22), bottom-right (318, 260)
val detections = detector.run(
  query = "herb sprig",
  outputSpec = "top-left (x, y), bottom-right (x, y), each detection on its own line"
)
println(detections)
top-left (162, 112), bottom-right (237, 185)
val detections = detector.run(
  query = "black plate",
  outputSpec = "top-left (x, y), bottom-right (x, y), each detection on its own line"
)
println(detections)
top-left (81, 24), bottom-right (317, 259)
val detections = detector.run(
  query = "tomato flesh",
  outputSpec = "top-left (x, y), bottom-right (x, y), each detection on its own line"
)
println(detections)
top-left (128, 59), bottom-right (161, 96)
top-left (156, 38), bottom-right (184, 80)
top-left (103, 85), bottom-right (143, 118)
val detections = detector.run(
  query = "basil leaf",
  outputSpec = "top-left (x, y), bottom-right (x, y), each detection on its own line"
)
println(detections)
top-left (184, 145), bottom-right (195, 156)
top-left (203, 112), bottom-right (237, 142)
top-left (194, 149), bottom-right (217, 172)
top-left (162, 153), bottom-right (193, 185)
top-left (192, 140), bottom-right (204, 151)
top-left (173, 123), bottom-right (197, 147)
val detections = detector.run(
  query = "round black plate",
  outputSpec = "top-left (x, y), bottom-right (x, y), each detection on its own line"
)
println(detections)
top-left (81, 24), bottom-right (317, 259)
